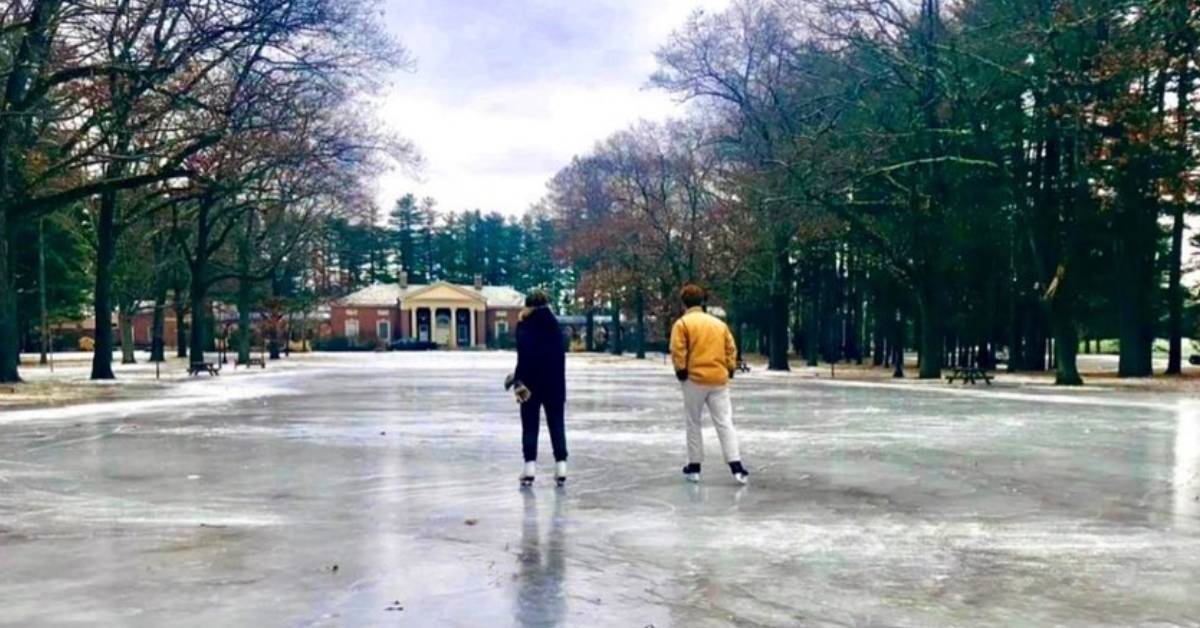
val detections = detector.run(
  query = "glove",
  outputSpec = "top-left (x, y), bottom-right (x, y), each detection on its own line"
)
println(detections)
top-left (504, 372), bottom-right (516, 391)
top-left (514, 383), bottom-right (532, 404)
top-left (675, 369), bottom-right (689, 382)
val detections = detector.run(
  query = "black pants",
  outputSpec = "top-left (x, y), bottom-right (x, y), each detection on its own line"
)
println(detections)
top-left (521, 396), bottom-right (567, 463)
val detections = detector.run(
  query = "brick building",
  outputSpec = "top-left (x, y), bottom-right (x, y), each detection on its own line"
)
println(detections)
top-left (330, 273), bottom-right (525, 348)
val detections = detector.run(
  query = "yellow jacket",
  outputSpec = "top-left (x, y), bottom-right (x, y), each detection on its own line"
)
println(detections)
top-left (670, 307), bottom-right (737, 386)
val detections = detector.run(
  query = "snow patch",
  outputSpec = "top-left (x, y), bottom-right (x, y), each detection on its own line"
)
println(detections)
top-left (0, 377), bottom-right (295, 425)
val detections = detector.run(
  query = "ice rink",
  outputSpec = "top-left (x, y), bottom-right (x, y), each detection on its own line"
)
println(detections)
top-left (2, 352), bottom-right (1198, 627)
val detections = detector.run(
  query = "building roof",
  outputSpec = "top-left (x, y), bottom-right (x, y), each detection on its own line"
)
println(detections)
top-left (338, 282), bottom-right (525, 309)
top-left (478, 286), bottom-right (525, 308)
top-left (338, 283), bottom-right (405, 306)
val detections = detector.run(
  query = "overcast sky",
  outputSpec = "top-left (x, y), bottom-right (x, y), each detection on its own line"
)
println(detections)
top-left (373, 0), bottom-right (729, 217)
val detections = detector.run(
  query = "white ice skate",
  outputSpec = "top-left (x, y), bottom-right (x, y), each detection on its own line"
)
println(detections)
top-left (554, 461), bottom-right (567, 487)
top-left (519, 461), bottom-right (536, 487)
top-left (682, 463), bottom-right (701, 483)
top-left (730, 461), bottom-right (749, 485)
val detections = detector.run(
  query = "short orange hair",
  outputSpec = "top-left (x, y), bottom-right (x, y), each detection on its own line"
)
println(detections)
top-left (680, 284), bottom-right (706, 308)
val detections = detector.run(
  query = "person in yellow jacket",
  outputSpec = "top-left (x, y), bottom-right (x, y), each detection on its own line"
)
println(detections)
top-left (670, 284), bottom-right (749, 484)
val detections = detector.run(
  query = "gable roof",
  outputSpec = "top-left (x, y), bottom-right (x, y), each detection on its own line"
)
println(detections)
top-left (338, 282), bottom-right (525, 308)
top-left (403, 281), bottom-right (487, 303)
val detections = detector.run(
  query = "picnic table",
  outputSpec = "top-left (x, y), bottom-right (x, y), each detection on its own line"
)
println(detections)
top-left (946, 366), bottom-right (992, 385)
top-left (188, 362), bottom-right (220, 377)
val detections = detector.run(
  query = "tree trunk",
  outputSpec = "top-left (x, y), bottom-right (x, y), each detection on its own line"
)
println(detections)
top-left (119, 303), bottom-right (136, 364)
top-left (806, 274), bottom-right (825, 369)
top-left (150, 287), bottom-right (166, 362)
top-left (915, 0), bottom-right (946, 382)
top-left (0, 0), bottom-right (62, 384)
top-left (0, 206), bottom-right (19, 383)
top-left (1116, 236), bottom-right (1155, 378)
top-left (1007, 241), bottom-right (1020, 374)
top-left (1116, 221), bottom-right (1156, 378)
top-left (237, 278), bottom-right (252, 365)
top-left (893, 308), bottom-right (906, 378)
top-left (174, 288), bottom-right (188, 359)
top-left (1166, 57), bottom-right (1191, 375)
top-left (917, 288), bottom-right (943, 379)
top-left (90, 189), bottom-right (118, 380)
top-left (1116, 72), bottom-right (1166, 378)
top-left (871, 292), bottom-right (885, 367)
top-left (820, 258), bottom-right (838, 363)
top-left (792, 284), bottom-right (803, 358)
top-left (585, 301), bottom-right (595, 352)
top-left (295, 309), bottom-right (304, 353)
top-left (236, 211), bottom-right (255, 365)
top-left (189, 272), bottom-right (207, 364)
top-left (1051, 295), bottom-right (1083, 385)
top-left (1166, 199), bottom-right (1185, 375)
top-left (609, 296), bottom-right (621, 355)
top-left (803, 263), bottom-right (819, 367)
top-left (187, 195), bottom-right (220, 363)
top-left (38, 218), bottom-right (48, 365)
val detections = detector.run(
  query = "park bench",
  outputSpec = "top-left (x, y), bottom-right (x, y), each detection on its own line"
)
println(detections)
top-left (1190, 355), bottom-right (1200, 366)
top-left (188, 362), bottom-right (220, 377)
top-left (239, 357), bottom-right (266, 369)
top-left (946, 366), bottom-right (992, 385)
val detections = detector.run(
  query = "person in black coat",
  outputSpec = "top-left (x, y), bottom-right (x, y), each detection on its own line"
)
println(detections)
top-left (512, 290), bottom-right (568, 486)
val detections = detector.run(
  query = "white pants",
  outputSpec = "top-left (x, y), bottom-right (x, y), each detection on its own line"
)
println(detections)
top-left (681, 381), bottom-right (741, 464)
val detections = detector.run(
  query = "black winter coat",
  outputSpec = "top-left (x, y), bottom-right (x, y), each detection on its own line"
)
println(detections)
top-left (514, 307), bottom-right (566, 403)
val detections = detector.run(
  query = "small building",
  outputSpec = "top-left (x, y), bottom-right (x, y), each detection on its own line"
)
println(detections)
top-left (330, 273), bottom-right (525, 349)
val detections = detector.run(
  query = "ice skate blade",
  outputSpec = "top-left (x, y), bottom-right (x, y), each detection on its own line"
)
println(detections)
top-left (684, 473), bottom-right (701, 483)
top-left (733, 473), bottom-right (748, 485)
top-left (555, 477), bottom-right (566, 487)
top-left (519, 476), bottom-right (535, 488)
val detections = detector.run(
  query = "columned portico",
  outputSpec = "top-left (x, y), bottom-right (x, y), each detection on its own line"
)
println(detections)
top-left (400, 283), bottom-right (488, 349)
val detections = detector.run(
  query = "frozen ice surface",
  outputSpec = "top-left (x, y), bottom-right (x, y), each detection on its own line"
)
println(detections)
top-left (1, 352), bottom-right (1198, 627)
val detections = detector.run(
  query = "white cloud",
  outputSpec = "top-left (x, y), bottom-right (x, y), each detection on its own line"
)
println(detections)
top-left (371, 0), bottom-right (730, 217)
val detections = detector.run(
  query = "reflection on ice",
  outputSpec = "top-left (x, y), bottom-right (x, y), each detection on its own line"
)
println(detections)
top-left (516, 489), bottom-right (566, 627)
top-left (1175, 401), bottom-right (1200, 532)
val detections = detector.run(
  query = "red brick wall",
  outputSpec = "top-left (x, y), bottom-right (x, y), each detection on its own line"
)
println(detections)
top-left (130, 309), bottom-right (180, 348)
top-left (486, 307), bottom-right (522, 346)
top-left (332, 305), bottom-right (402, 343)
top-left (399, 308), bottom-right (412, 338)
top-left (330, 306), bottom-right (346, 338)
